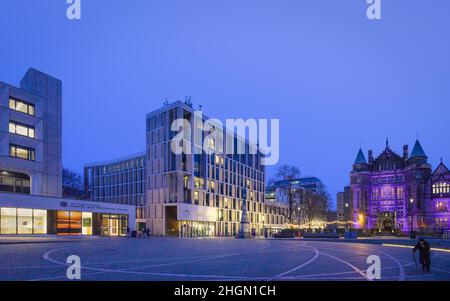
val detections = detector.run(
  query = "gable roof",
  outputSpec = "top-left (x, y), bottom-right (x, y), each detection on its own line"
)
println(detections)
top-left (433, 161), bottom-right (450, 176)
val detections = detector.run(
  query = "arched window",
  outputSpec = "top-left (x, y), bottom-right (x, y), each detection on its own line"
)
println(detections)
top-left (0, 171), bottom-right (30, 194)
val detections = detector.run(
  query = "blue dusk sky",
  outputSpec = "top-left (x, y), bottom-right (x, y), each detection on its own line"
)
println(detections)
top-left (1, 0), bottom-right (450, 208)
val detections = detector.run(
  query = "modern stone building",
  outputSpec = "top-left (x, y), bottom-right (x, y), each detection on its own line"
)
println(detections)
top-left (0, 69), bottom-right (135, 236)
top-left (349, 139), bottom-right (450, 234)
top-left (146, 101), bottom-right (287, 237)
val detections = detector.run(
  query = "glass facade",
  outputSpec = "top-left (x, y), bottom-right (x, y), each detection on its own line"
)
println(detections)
top-left (0, 208), bottom-right (47, 235)
top-left (84, 154), bottom-right (146, 220)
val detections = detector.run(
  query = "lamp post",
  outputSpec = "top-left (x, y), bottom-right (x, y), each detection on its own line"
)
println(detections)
top-left (345, 203), bottom-right (349, 231)
top-left (409, 198), bottom-right (414, 239)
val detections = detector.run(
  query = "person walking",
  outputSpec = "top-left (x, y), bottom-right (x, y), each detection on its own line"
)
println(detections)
top-left (146, 228), bottom-right (150, 238)
top-left (413, 238), bottom-right (431, 272)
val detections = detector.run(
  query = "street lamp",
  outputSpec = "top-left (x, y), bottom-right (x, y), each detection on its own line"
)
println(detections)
top-left (409, 198), bottom-right (414, 239)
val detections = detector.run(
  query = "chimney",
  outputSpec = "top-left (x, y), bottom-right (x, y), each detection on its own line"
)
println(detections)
top-left (403, 145), bottom-right (409, 160)
top-left (368, 150), bottom-right (373, 164)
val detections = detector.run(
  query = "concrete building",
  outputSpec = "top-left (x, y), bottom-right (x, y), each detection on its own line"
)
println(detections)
top-left (1, 68), bottom-right (62, 197)
top-left (0, 69), bottom-right (135, 236)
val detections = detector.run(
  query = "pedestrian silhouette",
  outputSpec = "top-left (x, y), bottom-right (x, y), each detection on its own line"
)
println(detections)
top-left (413, 238), bottom-right (431, 272)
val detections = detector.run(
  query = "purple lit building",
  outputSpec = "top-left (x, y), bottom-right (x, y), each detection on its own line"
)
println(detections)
top-left (350, 139), bottom-right (450, 234)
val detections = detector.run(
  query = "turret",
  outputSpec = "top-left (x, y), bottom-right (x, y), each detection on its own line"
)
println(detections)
top-left (409, 140), bottom-right (428, 166)
top-left (353, 148), bottom-right (368, 171)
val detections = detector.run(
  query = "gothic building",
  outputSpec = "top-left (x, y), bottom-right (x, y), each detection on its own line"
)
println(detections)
top-left (350, 139), bottom-right (449, 234)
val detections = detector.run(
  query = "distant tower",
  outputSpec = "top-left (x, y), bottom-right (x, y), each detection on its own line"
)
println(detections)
top-left (350, 148), bottom-right (371, 229)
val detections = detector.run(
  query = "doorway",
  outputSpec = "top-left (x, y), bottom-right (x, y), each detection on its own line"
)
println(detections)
top-left (382, 219), bottom-right (393, 232)
top-left (100, 214), bottom-right (128, 236)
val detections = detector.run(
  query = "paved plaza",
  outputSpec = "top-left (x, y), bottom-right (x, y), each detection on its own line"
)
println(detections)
top-left (1, 237), bottom-right (450, 281)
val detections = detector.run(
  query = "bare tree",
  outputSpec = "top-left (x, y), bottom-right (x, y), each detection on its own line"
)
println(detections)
top-left (63, 168), bottom-right (85, 199)
top-left (269, 165), bottom-right (302, 223)
top-left (300, 183), bottom-right (331, 228)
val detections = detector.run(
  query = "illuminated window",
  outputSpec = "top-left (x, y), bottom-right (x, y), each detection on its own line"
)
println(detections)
top-left (9, 145), bottom-right (35, 161)
top-left (82, 212), bottom-right (92, 235)
top-left (396, 187), bottom-right (404, 200)
top-left (9, 98), bottom-right (35, 116)
top-left (194, 190), bottom-right (199, 205)
top-left (17, 208), bottom-right (33, 234)
top-left (33, 210), bottom-right (47, 234)
top-left (0, 208), bottom-right (47, 234)
top-left (9, 121), bottom-right (35, 138)
top-left (0, 207), bottom-right (17, 234)
top-left (57, 211), bottom-right (82, 235)
top-left (433, 182), bottom-right (450, 195)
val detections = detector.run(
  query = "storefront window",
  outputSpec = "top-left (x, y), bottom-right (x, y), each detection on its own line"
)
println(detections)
top-left (33, 210), bottom-right (47, 234)
top-left (82, 212), bottom-right (92, 235)
top-left (17, 208), bottom-right (33, 234)
top-left (57, 211), bottom-right (82, 235)
top-left (1, 208), bottom-right (17, 234)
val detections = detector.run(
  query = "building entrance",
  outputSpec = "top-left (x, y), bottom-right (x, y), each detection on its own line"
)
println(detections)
top-left (100, 214), bottom-right (128, 236)
top-left (382, 219), bottom-right (393, 232)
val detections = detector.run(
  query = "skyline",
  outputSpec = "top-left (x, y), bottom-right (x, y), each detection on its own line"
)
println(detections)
top-left (1, 0), bottom-right (450, 208)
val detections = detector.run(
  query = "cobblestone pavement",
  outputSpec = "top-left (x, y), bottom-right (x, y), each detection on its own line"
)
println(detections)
top-left (1, 237), bottom-right (450, 281)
